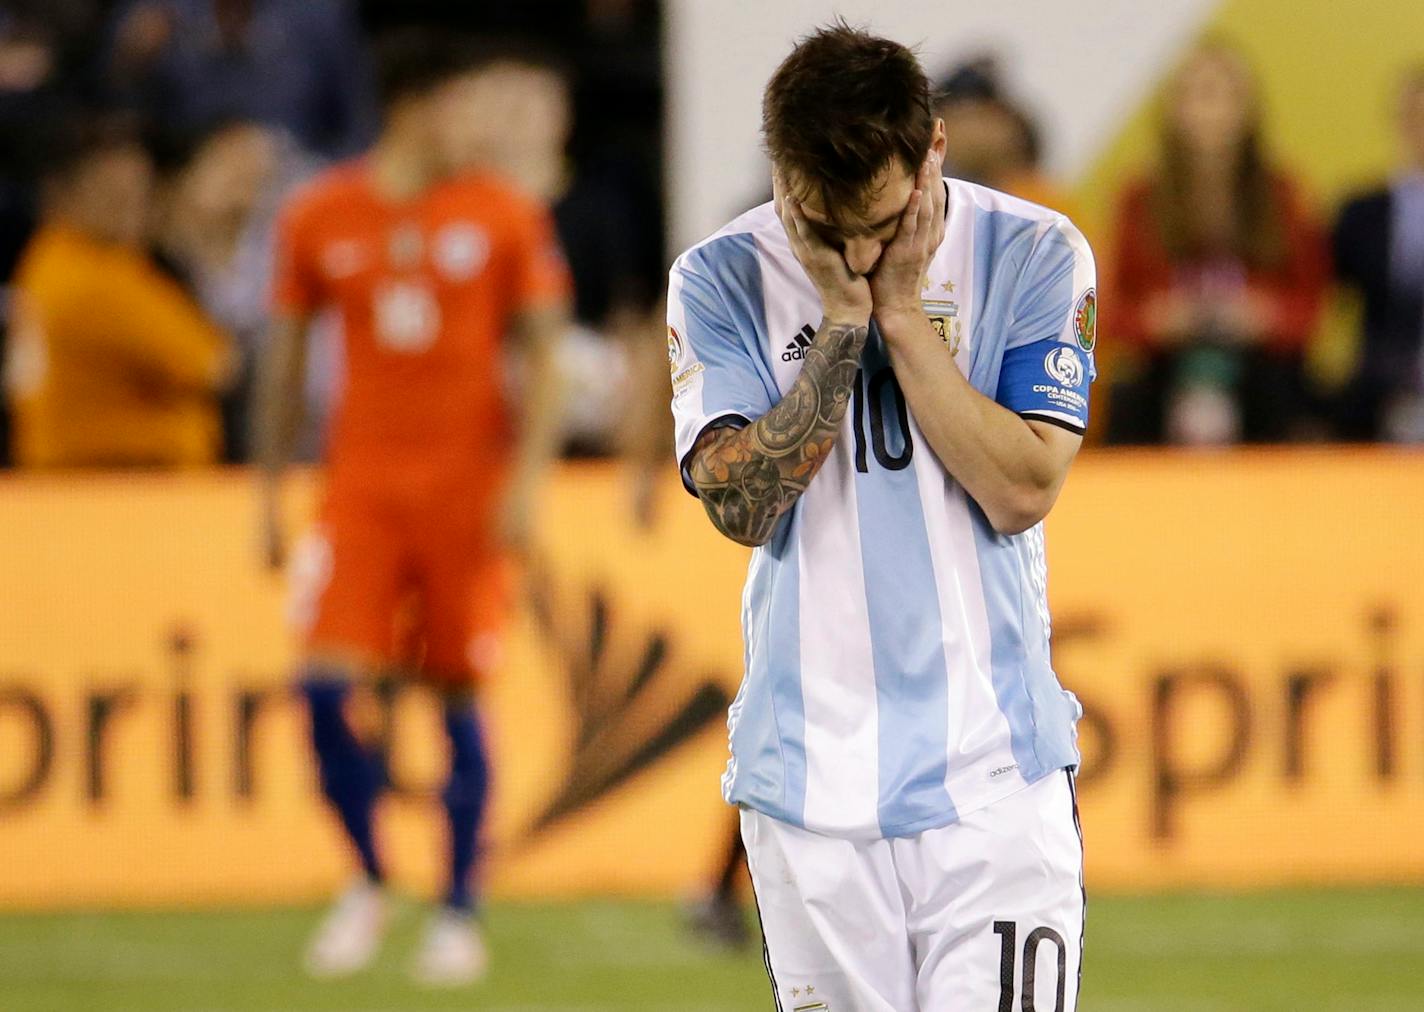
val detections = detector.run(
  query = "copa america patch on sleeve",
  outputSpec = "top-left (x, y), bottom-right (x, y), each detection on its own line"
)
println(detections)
top-left (667, 325), bottom-right (704, 399)
top-left (1072, 288), bottom-right (1096, 352)
top-left (1044, 346), bottom-right (1084, 389)
top-left (995, 339), bottom-right (1091, 432)
top-left (1036, 346), bottom-right (1089, 419)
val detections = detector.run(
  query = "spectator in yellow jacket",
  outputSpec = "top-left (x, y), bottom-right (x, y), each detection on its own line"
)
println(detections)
top-left (6, 112), bottom-right (230, 468)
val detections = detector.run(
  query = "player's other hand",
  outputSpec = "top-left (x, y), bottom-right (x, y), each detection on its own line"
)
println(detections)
top-left (869, 152), bottom-right (947, 322)
top-left (260, 495), bottom-right (286, 571)
top-left (773, 172), bottom-right (872, 325)
top-left (498, 487), bottom-right (535, 560)
top-left (629, 462), bottom-right (659, 531)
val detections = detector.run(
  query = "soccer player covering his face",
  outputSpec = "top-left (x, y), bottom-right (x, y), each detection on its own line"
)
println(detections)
top-left (668, 24), bottom-right (1096, 1012)
top-left (254, 30), bottom-right (570, 986)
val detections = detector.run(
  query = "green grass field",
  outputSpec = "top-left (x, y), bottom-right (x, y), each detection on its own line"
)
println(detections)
top-left (2, 890), bottom-right (1422, 1011)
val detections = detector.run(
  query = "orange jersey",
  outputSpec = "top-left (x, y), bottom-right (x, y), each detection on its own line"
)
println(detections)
top-left (272, 163), bottom-right (570, 487)
top-left (8, 224), bottom-right (227, 468)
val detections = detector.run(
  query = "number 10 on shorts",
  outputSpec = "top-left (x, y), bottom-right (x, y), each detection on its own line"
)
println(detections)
top-left (994, 920), bottom-right (1069, 1012)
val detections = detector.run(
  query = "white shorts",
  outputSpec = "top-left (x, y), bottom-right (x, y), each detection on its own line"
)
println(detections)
top-left (742, 770), bottom-right (1084, 1012)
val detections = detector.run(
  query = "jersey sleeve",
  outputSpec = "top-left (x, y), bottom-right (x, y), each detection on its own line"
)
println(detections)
top-left (667, 256), bottom-right (776, 494)
top-left (270, 192), bottom-right (323, 317)
top-left (994, 216), bottom-right (1097, 434)
top-left (508, 200), bottom-right (573, 314)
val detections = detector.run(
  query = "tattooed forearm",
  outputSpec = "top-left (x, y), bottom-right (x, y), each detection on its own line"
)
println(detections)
top-left (688, 319), bottom-right (869, 546)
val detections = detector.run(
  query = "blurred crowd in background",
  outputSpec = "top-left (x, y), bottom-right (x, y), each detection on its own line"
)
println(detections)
top-left (936, 42), bottom-right (1424, 447)
top-left (1, 0), bottom-right (1422, 472)
top-left (0, 0), bottom-right (663, 469)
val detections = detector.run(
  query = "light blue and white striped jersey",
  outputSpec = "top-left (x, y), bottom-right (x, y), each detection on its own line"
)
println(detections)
top-left (668, 177), bottom-right (1097, 840)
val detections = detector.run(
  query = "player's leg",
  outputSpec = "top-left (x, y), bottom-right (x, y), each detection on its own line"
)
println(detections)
top-left (300, 664), bottom-right (386, 887)
top-left (425, 552), bottom-right (507, 910)
top-left (406, 689), bottom-right (492, 988)
top-left (408, 540), bottom-right (508, 986)
top-left (901, 771), bottom-right (1085, 1012)
top-left (741, 808), bottom-right (919, 1012)
top-left (685, 814), bottom-right (752, 949)
top-left (289, 507), bottom-right (406, 977)
top-left (438, 686), bottom-right (491, 914)
top-left (298, 678), bottom-right (395, 980)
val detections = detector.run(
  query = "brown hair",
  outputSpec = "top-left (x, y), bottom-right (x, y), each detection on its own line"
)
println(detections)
top-left (39, 108), bottom-right (147, 187)
top-left (762, 21), bottom-right (933, 221)
top-left (1152, 39), bottom-right (1284, 268)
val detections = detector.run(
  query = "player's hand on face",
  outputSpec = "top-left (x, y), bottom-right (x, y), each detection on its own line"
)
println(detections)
top-left (773, 171), bottom-right (872, 324)
top-left (869, 151), bottom-right (946, 320)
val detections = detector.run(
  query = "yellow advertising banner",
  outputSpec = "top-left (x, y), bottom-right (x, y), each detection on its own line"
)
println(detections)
top-left (1, 452), bottom-right (1423, 909)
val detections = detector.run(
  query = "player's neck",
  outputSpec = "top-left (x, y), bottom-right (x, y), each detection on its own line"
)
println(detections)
top-left (369, 129), bottom-right (442, 203)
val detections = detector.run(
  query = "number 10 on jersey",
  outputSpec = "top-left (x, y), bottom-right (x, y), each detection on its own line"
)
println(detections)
top-left (850, 366), bottom-right (914, 473)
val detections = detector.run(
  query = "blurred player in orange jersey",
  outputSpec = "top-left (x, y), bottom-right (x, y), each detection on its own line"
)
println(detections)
top-left (252, 28), bottom-right (570, 986)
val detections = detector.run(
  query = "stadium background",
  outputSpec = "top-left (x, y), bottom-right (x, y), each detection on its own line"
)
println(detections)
top-left (3, 0), bottom-right (1424, 1009)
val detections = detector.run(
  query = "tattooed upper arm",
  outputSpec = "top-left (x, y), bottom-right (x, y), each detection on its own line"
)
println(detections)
top-left (687, 319), bottom-right (868, 547)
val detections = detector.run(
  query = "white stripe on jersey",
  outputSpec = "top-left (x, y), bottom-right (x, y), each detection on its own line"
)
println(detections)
top-left (796, 455), bottom-right (880, 834)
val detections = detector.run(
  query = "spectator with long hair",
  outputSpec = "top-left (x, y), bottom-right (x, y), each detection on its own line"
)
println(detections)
top-left (1108, 39), bottom-right (1328, 445)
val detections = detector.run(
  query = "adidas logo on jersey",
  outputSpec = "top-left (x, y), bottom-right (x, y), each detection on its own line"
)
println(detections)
top-left (781, 324), bottom-right (816, 361)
